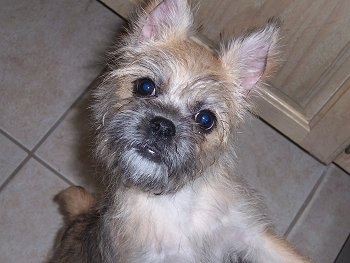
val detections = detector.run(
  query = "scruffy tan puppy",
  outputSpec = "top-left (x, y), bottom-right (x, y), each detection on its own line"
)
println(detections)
top-left (50, 0), bottom-right (312, 262)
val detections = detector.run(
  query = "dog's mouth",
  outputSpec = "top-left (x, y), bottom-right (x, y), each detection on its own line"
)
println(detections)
top-left (136, 144), bottom-right (162, 163)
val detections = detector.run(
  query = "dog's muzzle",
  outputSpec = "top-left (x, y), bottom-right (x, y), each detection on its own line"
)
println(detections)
top-left (137, 116), bottom-right (176, 162)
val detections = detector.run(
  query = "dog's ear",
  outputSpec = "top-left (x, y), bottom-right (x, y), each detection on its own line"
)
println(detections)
top-left (221, 19), bottom-right (280, 95)
top-left (131, 0), bottom-right (193, 43)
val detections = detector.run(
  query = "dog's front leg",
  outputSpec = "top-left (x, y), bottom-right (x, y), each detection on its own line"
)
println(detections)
top-left (242, 229), bottom-right (312, 263)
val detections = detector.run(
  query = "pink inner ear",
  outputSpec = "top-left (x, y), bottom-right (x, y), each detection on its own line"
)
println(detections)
top-left (240, 38), bottom-right (270, 92)
top-left (141, 18), bottom-right (156, 40)
top-left (140, 0), bottom-right (176, 41)
top-left (241, 58), bottom-right (268, 93)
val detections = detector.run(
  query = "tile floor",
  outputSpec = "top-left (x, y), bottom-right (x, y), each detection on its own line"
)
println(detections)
top-left (0, 1), bottom-right (349, 262)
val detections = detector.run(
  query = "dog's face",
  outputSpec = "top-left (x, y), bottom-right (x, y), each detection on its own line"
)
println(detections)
top-left (93, 0), bottom-right (279, 194)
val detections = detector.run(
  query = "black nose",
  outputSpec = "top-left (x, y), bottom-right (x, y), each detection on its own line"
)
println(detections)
top-left (150, 116), bottom-right (176, 139)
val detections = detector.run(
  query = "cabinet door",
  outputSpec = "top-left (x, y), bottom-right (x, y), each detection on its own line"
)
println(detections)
top-left (102, 0), bottom-right (350, 164)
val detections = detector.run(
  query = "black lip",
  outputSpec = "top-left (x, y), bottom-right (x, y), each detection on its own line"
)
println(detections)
top-left (137, 144), bottom-right (161, 162)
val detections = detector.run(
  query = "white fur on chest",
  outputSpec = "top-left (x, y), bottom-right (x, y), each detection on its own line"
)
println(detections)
top-left (119, 177), bottom-right (260, 262)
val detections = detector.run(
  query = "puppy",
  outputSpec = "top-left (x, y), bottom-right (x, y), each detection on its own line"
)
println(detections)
top-left (50, 0), bottom-right (312, 262)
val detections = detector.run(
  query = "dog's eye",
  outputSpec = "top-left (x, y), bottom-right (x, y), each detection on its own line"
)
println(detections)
top-left (194, 110), bottom-right (216, 132)
top-left (134, 78), bottom-right (156, 97)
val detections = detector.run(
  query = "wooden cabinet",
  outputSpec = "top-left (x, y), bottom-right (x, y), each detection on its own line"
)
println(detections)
top-left (101, 0), bottom-right (350, 173)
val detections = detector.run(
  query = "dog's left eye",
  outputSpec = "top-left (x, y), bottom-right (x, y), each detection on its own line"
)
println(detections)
top-left (194, 110), bottom-right (216, 132)
top-left (134, 78), bottom-right (156, 97)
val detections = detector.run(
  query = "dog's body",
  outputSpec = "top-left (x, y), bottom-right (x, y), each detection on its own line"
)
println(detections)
top-left (52, 174), bottom-right (307, 263)
top-left (50, 0), bottom-right (312, 262)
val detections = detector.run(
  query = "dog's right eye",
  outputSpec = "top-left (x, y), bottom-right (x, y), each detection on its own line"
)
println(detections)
top-left (194, 110), bottom-right (216, 132)
top-left (134, 78), bottom-right (156, 97)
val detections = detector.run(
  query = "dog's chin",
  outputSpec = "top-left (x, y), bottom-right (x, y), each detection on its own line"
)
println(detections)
top-left (119, 148), bottom-right (169, 194)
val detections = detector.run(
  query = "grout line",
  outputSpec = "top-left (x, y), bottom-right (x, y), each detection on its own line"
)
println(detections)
top-left (32, 155), bottom-right (75, 186)
top-left (284, 166), bottom-right (329, 237)
top-left (30, 71), bottom-right (104, 155)
top-left (0, 155), bottom-right (31, 192)
top-left (0, 128), bottom-right (31, 154)
top-left (0, 154), bottom-right (75, 193)
top-left (0, 88), bottom-right (89, 192)
top-left (0, 144), bottom-right (75, 193)
top-left (30, 87), bottom-right (91, 154)
top-left (0, 129), bottom-right (32, 192)
top-left (0, 76), bottom-right (99, 192)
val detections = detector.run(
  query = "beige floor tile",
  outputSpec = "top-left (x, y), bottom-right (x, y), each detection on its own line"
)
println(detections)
top-left (0, 0), bottom-right (124, 149)
top-left (0, 159), bottom-right (69, 263)
top-left (234, 115), bottom-right (325, 233)
top-left (0, 133), bottom-right (27, 186)
top-left (36, 91), bottom-right (100, 192)
top-left (287, 164), bottom-right (350, 263)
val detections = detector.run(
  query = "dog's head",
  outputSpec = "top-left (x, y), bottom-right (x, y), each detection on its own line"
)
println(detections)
top-left (93, 0), bottom-right (279, 194)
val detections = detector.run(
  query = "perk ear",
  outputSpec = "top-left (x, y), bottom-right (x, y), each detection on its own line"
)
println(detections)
top-left (132, 0), bottom-right (193, 43)
top-left (221, 19), bottom-right (280, 94)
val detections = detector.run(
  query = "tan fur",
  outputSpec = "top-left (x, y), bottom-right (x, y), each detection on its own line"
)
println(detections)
top-left (254, 230), bottom-right (312, 263)
top-left (57, 186), bottom-right (95, 220)
top-left (50, 1), bottom-right (313, 262)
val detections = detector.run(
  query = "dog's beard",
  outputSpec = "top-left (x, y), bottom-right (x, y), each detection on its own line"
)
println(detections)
top-left (97, 101), bottom-right (198, 194)
top-left (119, 149), bottom-right (169, 194)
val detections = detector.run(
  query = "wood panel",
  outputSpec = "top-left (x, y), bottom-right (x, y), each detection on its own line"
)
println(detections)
top-left (272, 0), bottom-right (350, 112)
top-left (335, 150), bottom-right (350, 174)
top-left (195, 0), bottom-right (350, 121)
top-left (300, 81), bottom-right (350, 163)
top-left (101, 0), bottom-right (136, 19)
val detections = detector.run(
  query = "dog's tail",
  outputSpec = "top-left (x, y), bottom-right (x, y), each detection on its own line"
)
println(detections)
top-left (56, 186), bottom-right (95, 221)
